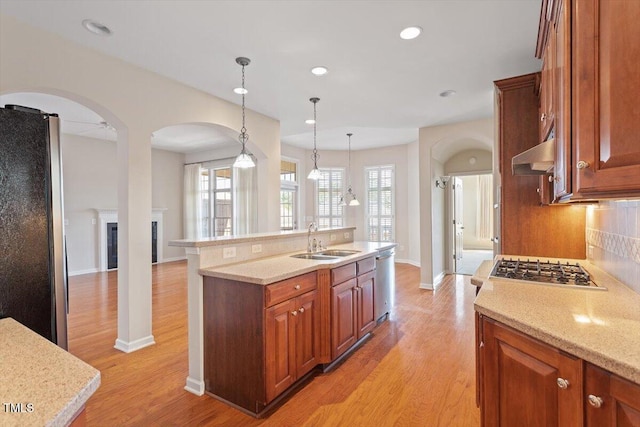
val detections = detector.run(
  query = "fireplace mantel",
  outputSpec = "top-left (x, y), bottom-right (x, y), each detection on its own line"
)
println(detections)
top-left (95, 208), bottom-right (167, 272)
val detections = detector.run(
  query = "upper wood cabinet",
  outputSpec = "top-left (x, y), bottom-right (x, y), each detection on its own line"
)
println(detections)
top-left (572, 0), bottom-right (640, 198)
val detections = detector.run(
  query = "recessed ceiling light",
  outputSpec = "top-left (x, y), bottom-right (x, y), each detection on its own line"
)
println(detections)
top-left (439, 90), bottom-right (457, 98)
top-left (305, 119), bottom-right (316, 125)
top-left (311, 66), bottom-right (328, 76)
top-left (233, 87), bottom-right (248, 95)
top-left (400, 26), bottom-right (422, 40)
top-left (82, 19), bottom-right (112, 36)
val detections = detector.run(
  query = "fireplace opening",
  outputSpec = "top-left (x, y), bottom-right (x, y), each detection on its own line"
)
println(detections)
top-left (106, 221), bottom-right (158, 270)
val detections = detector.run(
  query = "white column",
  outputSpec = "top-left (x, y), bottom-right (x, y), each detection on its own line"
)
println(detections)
top-left (418, 132), bottom-right (434, 290)
top-left (184, 247), bottom-right (205, 395)
top-left (114, 128), bottom-right (155, 352)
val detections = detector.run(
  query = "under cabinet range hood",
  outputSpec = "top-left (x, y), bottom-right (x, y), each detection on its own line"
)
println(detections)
top-left (512, 138), bottom-right (555, 175)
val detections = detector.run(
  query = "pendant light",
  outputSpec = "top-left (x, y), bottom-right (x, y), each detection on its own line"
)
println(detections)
top-left (339, 133), bottom-right (360, 206)
top-left (307, 97), bottom-right (321, 180)
top-left (233, 57), bottom-right (255, 169)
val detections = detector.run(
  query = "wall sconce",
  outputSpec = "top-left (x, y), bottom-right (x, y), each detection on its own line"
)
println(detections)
top-left (435, 175), bottom-right (451, 189)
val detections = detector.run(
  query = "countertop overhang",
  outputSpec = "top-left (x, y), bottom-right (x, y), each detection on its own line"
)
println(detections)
top-left (199, 241), bottom-right (396, 285)
top-left (473, 256), bottom-right (640, 385)
top-left (0, 318), bottom-right (101, 427)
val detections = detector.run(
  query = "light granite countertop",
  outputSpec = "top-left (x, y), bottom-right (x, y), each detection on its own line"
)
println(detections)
top-left (0, 318), bottom-right (100, 427)
top-left (199, 241), bottom-right (396, 285)
top-left (473, 256), bottom-right (640, 385)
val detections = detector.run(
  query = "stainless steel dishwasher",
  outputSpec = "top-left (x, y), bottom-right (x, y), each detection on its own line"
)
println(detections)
top-left (375, 247), bottom-right (395, 322)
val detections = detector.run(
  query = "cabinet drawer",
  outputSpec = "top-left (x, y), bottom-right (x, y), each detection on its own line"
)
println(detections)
top-left (356, 256), bottom-right (376, 275)
top-left (265, 272), bottom-right (317, 307)
top-left (331, 262), bottom-right (356, 285)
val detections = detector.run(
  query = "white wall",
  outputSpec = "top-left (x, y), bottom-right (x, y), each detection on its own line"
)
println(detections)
top-left (445, 149), bottom-right (492, 175)
top-left (61, 134), bottom-right (185, 275)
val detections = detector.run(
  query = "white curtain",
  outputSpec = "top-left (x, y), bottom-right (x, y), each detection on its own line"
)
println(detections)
top-left (477, 174), bottom-right (493, 240)
top-left (233, 165), bottom-right (258, 235)
top-left (184, 163), bottom-right (202, 240)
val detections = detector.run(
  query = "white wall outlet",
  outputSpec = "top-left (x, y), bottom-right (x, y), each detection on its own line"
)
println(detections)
top-left (223, 247), bottom-right (236, 259)
top-left (330, 234), bottom-right (336, 242)
top-left (344, 232), bottom-right (350, 239)
top-left (588, 245), bottom-right (594, 259)
top-left (252, 244), bottom-right (262, 254)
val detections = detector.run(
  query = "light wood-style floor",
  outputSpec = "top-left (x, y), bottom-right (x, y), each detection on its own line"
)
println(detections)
top-left (68, 261), bottom-right (480, 426)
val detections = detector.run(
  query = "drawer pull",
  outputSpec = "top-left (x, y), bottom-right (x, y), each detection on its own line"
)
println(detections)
top-left (294, 284), bottom-right (301, 290)
top-left (556, 378), bottom-right (570, 389)
top-left (291, 310), bottom-right (298, 316)
top-left (588, 395), bottom-right (603, 408)
top-left (299, 307), bottom-right (305, 313)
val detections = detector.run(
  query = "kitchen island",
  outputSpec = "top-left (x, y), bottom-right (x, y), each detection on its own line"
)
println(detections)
top-left (0, 318), bottom-right (100, 427)
top-left (473, 257), bottom-right (640, 425)
top-left (168, 228), bottom-right (395, 400)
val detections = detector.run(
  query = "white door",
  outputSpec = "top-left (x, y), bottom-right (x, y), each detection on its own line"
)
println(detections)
top-left (453, 177), bottom-right (464, 273)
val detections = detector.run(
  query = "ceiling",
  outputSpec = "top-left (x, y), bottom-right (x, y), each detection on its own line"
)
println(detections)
top-left (0, 0), bottom-right (542, 153)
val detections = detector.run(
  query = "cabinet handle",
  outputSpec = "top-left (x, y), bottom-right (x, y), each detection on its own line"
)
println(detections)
top-left (291, 310), bottom-right (298, 316)
top-left (556, 378), bottom-right (570, 389)
top-left (294, 284), bottom-right (301, 290)
top-left (299, 307), bottom-right (305, 313)
top-left (587, 394), bottom-right (604, 408)
top-left (576, 160), bottom-right (590, 170)
top-left (541, 113), bottom-right (546, 122)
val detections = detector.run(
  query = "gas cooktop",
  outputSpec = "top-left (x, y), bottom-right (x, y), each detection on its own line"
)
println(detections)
top-left (489, 258), bottom-right (606, 290)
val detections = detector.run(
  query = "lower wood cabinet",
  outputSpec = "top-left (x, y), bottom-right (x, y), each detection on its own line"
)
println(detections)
top-left (477, 314), bottom-right (640, 427)
top-left (330, 256), bottom-right (376, 360)
top-left (203, 271), bottom-right (318, 416)
top-left (265, 289), bottom-right (319, 403)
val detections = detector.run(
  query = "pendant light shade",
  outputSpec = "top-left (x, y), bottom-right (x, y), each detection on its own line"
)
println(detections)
top-left (339, 133), bottom-right (360, 206)
top-left (307, 97), bottom-right (321, 180)
top-left (233, 57), bottom-right (255, 169)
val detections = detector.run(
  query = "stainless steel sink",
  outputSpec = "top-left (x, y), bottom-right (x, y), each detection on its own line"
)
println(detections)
top-left (318, 249), bottom-right (361, 257)
top-left (290, 253), bottom-right (339, 260)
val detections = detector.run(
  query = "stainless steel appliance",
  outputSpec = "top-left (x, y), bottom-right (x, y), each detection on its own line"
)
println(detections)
top-left (0, 105), bottom-right (68, 348)
top-left (489, 258), bottom-right (605, 290)
top-left (375, 247), bottom-right (395, 321)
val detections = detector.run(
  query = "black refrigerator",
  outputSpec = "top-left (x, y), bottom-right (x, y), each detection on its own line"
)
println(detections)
top-left (0, 105), bottom-right (68, 349)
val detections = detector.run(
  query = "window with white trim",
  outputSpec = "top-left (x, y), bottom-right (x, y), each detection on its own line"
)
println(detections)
top-left (365, 165), bottom-right (394, 242)
top-left (200, 167), bottom-right (233, 237)
top-left (316, 168), bottom-right (345, 228)
top-left (280, 159), bottom-right (299, 231)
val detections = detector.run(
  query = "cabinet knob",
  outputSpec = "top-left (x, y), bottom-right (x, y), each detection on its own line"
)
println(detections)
top-left (299, 307), bottom-right (305, 313)
top-left (556, 378), bottom-right (570, 389)
top-left (576, 160), bottom-right (590, 170)
top-left (541, 113), bottom-right (546, 122)
top-left (291, 310), bottom-right (298, 316)
top-left (587, 394), bottom-right (604, 408)
top-left (294, 284), bottom-right (301, 290)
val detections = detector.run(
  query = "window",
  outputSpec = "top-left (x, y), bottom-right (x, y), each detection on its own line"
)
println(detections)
top-left (365, 165), bottom-right (394, 242)
top-left (316, 168), bottom-right (344, 228)
top-left (200, 167), bottom-right (233, 237)
top-left (280, 159), bottom-right (298, 231)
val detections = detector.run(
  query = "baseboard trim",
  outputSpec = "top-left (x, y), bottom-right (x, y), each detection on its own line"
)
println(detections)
top-left (184, 377), bottom-right (205, 396)
top-left (395, 258), bottom-right (420, 267)
top-left (433, 272), bottom-right (445, 288)
top-left (419, 282), bottom-right (434, 290)
top-left (68, 268), bottom-right (99, 277)
top-left (114, 335), bottom-right (155, 353)
top-left (161, 256), bottom-right (187, 263)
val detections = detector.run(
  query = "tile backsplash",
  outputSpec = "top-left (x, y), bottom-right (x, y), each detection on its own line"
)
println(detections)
top-left (586, 201), bottom-right (640, 294)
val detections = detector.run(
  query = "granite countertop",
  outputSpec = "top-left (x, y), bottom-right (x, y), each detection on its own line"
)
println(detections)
top-left (473, 256), bottom-right (640, 385)
top-left (0, 318), bottom-right (100, 427)
top-left (199, 241), bottom-right (397, 285)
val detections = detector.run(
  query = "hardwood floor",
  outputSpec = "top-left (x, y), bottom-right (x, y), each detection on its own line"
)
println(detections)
top-left (68, 261), bottom-right (480, 426)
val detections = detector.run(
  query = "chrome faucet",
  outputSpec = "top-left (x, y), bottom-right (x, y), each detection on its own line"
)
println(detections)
top-left (307, 222), bottom-right (316, 252)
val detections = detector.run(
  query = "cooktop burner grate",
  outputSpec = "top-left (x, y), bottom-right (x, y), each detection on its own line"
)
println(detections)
top-left (489, 258), bottom-right (605, 290)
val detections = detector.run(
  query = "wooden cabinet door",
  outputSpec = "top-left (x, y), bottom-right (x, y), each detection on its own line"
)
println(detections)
top-left (585, 363), bottom-right (640, 427)
top-left (481, 317), bottom-right (583, 427)
top-left (540, 26), bottom-right (555, 142)
top-left (265, 299), bottom-right (296, 403)
top-left (331, 278), bottom-right (357, 360)
top-left (573, 0), bottom-right (640, 198)
top-left (294, 290), bottom-right (319, 378)
top-left (553, 0), bottom-right (572, 200)
top-left (356, 271), bottom-right (376, 339)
